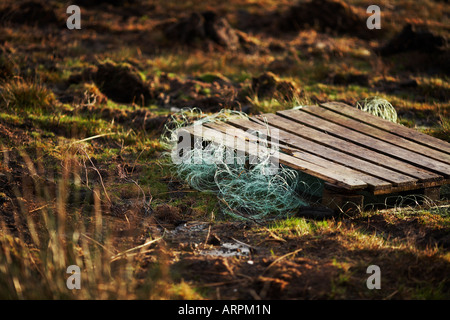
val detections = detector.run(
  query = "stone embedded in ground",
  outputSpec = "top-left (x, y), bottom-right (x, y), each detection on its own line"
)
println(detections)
top-left (379, 24), bottom-right (447, 56)
top-left (94, 62), bottom-right (154, 104)
top-left (162, 11), bottom-right (240, 49)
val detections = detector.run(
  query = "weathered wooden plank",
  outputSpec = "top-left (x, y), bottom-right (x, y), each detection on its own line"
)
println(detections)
top-left (289, 150), bottom-right (391, 190)
top-left (204, 122), bottom-right (297, 154)
top-left (253, 113), bottom-right (441, 182)
top-left (183, 125), bottom-right (367, 190)
top-left (206, 122), bottom-right (392, 191)
top-left (372, 179), bottom-right (449, 195)
top-left (320, 101), bottom-right (450, 154)
top-left (224, 119), bottom-right (414, 187)
top-left (278, 109), bottom-right (450, 178)
top-left (300, 104), bottom-right (450, 165)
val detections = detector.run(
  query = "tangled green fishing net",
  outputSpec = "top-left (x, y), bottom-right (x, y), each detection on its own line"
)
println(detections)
top-left (161, 108), bottom-right (320, 220)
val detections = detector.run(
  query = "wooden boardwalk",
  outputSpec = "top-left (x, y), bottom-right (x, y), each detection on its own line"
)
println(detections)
top-left (186, 102), bottom-right (450, 210)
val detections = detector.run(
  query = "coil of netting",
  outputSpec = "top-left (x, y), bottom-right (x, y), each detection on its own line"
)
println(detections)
top-left (161, 108), bottom-right (321, 220)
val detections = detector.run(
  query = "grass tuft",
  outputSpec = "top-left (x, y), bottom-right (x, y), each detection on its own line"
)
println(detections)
top-left (355, 96), bottom-right (398, 123)
top-left (0, 78), bottom-right (56, 115)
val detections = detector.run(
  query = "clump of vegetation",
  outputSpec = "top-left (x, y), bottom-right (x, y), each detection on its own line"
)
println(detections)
top-left (0, 79), bottom-right (56, 115)
top-left (355, 96), bottom-right (398, 123)
top-left (0, 147), bottom-right (202, 299)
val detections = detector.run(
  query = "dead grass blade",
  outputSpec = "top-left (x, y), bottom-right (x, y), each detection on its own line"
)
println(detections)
top-left (263, 248), bottom-right (302, 274)
top-left (109, 232), bottom-right (165, 261)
